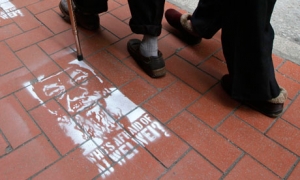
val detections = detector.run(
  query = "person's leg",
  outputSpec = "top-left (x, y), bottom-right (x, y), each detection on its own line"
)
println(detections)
top-left (128, 0), bottom-right (165, 57)
top-left (190, 0), bottom-right (222, 39)
top-left (59, 0), bottom-right (108, 30)
top-left (220, 0), bottom-right (287, 117)
top-left (165, 0), bottom-right (222, 44)
top-left (128, 0), bottom-right (165, 36)
top-left (165, 0), bottom-right (287, 117)
top-left (127, 0), bottom-right (166, 78)
top-left (221, 0), bottom-right (281, 101)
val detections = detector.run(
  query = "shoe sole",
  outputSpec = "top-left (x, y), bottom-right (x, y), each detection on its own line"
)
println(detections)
top-left (129, 50), bottom-right (166, 78)
top-left (149, 67), bottom-right (166, 78)
top-left (221, 75), bottom-right (283, 118)
top-left (244, 102), bottom-right (283, 118)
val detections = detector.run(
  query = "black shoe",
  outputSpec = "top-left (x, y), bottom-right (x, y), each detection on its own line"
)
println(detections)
top-left (127, 39), bottom-right (166, 78)
top-left (221, 74), bottom-right (286, 118)
top-left (59, 0), bottom-right (99, 30)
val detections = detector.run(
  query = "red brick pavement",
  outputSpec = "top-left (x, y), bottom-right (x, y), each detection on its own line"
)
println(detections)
top-left (0, 0), bottom-right (299, 179)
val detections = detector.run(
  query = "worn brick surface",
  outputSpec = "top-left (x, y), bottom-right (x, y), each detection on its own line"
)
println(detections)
top-left (0, 0), bottom-right (299, 179)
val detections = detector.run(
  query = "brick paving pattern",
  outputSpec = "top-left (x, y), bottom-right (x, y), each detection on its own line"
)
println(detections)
top-left (0, 0), bottom-right (299, 179)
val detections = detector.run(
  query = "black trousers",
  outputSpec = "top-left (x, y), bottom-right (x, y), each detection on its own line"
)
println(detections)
top-left (191, 0), bottom-right (280, 101)
top-left (73, 0), bottom-right (165, 36)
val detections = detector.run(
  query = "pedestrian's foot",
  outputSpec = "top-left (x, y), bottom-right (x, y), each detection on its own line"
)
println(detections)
top-left (221, 74), bottom-right (287, 118)
top-left (165, 9), bottom-right (202, 45)
top-left (59, 0), bottom-right (99, 30)
top-left (127, 39), bottom-right (166, 78)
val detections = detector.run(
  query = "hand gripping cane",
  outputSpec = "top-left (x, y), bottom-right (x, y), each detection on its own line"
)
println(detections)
top-left (67, 0), bottom-right (83, 61)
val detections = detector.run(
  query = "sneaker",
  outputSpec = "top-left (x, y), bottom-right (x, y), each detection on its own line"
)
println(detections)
top-left (127, 39), bottom-right (166, 78)
top-left (221, 74), bottom-right (287, 117)
top-left (59, 0), bottom-right (99, 30)
top-left (165, 9), bottom-right (202, 45)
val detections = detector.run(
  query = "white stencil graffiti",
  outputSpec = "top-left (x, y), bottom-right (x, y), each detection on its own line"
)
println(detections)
top-left (27, 59), bottom-right (170, 178)
top-left (0, 1), bottom-right (24, 20)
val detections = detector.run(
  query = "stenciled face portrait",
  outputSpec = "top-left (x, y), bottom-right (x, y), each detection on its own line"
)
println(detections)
top-left (27, 58), bottom-right (171, 178)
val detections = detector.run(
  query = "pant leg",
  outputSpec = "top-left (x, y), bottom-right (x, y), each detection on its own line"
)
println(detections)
top-left (191, 0), bottom-right (222, 39)
top-left (221, 0), bottom-right (280, 101)
top-left (73, 0), bottom-right (108, 14)
top-left (191, 0), bottom-right (280, 101)
top-left (128, 0), bottom-right (165, 36)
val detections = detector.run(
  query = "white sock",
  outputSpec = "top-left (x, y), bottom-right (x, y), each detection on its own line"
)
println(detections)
top-left (139, 35), bottom-right (158, 57)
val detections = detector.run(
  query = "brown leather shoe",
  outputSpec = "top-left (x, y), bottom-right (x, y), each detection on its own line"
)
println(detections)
top-left (59, 0), bottom-right (99, 30)
top-left (221, 74), bottom-right (287, 118)
top-left (165, 9), bottom-right (201, 45)
top-left (127, 39), bottom-right (166, 78)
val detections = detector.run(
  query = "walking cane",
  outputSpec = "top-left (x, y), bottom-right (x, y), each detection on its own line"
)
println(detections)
top-left (67, 0), bottom-right (83, 61)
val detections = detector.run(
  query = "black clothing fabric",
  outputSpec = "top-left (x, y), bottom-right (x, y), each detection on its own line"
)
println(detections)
top-left (73, 0), bottom-right (165, 36)
top-left (191, 0), bottom-right (280, 101)
top-left (73, 0), bottom-right (108, 14)
top-left (128, 0), bottom-right (165, 36)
